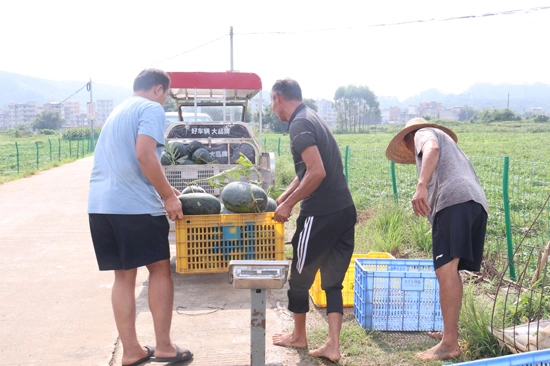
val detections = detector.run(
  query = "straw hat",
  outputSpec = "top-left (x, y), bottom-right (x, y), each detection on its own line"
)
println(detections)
top-left (385, 118), bottom-right (457, 164)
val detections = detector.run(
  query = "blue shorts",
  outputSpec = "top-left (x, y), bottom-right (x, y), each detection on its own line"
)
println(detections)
top-left (89, 214), bottom-right (170, 271)
top-left (432, 201), bottom-right (487, 271)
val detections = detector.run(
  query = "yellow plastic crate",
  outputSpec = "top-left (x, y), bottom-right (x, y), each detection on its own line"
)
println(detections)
top-left (309, 252), bottom-right (395, 308)
top-left (175, 212), bottom-right (285, 274)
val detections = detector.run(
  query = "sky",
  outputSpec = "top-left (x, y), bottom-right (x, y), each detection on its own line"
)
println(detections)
top-left (1, 0), bottom-right (549, 101)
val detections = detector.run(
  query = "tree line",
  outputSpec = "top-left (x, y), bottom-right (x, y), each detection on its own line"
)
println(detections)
top-left (259, 85), bottom-right (382, 133)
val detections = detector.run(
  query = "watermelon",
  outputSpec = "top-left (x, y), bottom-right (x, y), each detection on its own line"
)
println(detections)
top-left (220, 204), bottom-right (237, 214)
top-left (221, 181), bottom-right (268, 213)
top-left (168, 141), bottom-right (188, 160)
top-left (186, 140), bottom-right (204, 156)
top-left (182, 159), bottom-right (195, 165)
top-left (181, 185), bottom-right (206, 194)
top-left (178, 193), bottom-right (221, 215)
top-left (160, 151), bottom-right (171, 165)
top-left (263, 197), bottom-right (278, 212)
top-left (192, 148), bottom-right (212, 164)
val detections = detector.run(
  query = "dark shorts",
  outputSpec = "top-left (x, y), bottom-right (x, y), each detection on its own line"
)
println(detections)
top-left (288, 205), bottom-right (356, 315)
top-left (432, 200), bottom-right (487, 271)
top-left (89, 213), bottom-right (170, 271)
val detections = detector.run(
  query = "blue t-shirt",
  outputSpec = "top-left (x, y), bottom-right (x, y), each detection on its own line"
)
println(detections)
top-left (88, 96), bottom-right (166, 215)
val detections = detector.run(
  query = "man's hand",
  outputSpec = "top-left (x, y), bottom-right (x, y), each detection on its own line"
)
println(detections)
top-left (411, 184), bottom-right (431, 217)
top-left (164, 195), bottom-right (183, 221)
top-left (274, 201), bottom-right (293, 223)
top-left (172, 186), bottom-right (181, 196)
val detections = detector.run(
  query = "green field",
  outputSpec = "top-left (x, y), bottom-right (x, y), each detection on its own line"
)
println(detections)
top-left (2, 123), bottom-right (550, 364)
top-left (263, 123), bottom-right (550, 365)
top-left (0, 130), bottom-right (95, 183)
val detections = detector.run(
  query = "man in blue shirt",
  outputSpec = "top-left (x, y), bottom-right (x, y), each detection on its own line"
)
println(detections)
top-left (88, 69), bottom-right (192, 365)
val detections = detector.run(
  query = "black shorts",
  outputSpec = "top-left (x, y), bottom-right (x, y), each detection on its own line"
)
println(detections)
top-left (432, 201), bottom-right (487, 271)
top-left (89, 213), bottom-right (170, 271)
top-left (288, 205), bottom-right (356, 315)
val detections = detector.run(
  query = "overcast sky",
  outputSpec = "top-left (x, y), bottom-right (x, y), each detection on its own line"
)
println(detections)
top-left (1, 0), bottom-right (549, 101)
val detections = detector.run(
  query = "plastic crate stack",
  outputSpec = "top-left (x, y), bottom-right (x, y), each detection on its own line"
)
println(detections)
top-left (353, 258), bottom-right (443, 331)
top-left (175, 212), bottom-right (285, 274)
top-left (309, 252), bottom-right (395, 308)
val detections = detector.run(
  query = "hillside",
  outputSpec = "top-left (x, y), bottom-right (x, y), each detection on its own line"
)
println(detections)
top-left (0, 71), bottom-right (132, 112)
top-left (380, 83), bottom-right (550, 113)
top-left (2, 71), bottom-right (549, 115)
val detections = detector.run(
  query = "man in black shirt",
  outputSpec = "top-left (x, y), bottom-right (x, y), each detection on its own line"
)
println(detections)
top-left (270, 78), bottom-right (356, 362)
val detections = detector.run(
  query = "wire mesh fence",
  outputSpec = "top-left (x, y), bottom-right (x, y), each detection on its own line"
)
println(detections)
top-left (263, 136), bottom-right (550, 281)
top-left (0, 137), bottom-right (97, 176)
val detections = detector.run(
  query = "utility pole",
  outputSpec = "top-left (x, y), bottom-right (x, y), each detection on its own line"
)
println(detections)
top-left (507, 93), bottom-right (510, 110)
top-left (88, 79), bottom-right (95, 150)
top-left (230, 26), bottom-right (234, 71)
top-left (229, 26), bottom-right (234, 122)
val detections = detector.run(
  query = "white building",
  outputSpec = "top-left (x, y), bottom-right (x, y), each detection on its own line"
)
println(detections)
top-left (43, 102), bottom-right (65, 119)
top-left (7, 101), bottom-right (39, 127)
top-left (63, 101), bottom-right (81, 125)
top-left (315, 99), bottom-right (337, 126)
top-left (95, 100), bottom-right (114, 125)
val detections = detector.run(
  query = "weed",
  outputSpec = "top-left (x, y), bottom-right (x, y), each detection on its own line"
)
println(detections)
top-left (459, 280), bottom-right (508, 360)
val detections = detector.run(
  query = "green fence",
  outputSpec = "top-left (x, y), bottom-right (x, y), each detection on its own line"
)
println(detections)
top-left (0, 136), bottom-right (97, 176)
top-left (263, 136), bottom-right (550, 280)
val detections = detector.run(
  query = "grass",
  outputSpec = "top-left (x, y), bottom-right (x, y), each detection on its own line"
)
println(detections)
top-left (265, 122), bottom-right (550, 365)
top-left (0, 131), bottom-right (96, 184)
top-left (3, 123), bottom-right (550, 364)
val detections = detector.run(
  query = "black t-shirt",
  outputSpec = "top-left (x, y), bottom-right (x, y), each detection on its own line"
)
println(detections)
top-left (289, 103), bottom-right (354, 216)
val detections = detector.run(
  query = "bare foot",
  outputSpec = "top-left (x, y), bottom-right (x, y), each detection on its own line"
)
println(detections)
top-left (121, 345), bottom-right (153, 366)
top-left (427, 331), bottom-right (443, 339)
top-left (427, 330), bottom-right (460, 340)
top-left (309, 343), bottom-right (341, 362)
top-left (272, 332), bottom-right (307, 348)
top-left (416, 341), bottom-right (461, 361)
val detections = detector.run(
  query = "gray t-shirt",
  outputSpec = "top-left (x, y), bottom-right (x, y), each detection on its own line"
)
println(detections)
top-left (414, 128), bottom-right (488, 223)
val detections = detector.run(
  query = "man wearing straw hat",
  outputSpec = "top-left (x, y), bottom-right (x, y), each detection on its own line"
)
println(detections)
top-left (386, 118), bottom-right (488, 361)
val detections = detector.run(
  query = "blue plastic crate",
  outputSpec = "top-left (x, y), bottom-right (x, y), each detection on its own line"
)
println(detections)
top-left (354, 258), bottom-right (443, 331)
top-left (451, 349), bottom-right (550, 365)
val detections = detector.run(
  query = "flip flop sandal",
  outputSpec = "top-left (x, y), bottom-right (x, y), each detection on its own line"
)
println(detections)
top-left (150, 345), bottom-right (193, 363)
top-left (122, 345), bottom-right (155, 366)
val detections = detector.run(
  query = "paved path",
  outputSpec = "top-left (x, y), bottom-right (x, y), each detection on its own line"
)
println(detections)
top-left (0, 157), bottom-right (299, 366)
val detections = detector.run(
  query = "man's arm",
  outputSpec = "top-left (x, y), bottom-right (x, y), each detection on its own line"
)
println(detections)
top-left (275, 177), bottom-right (300, 206)
top-left (136, 135), bottom-right (183, 221)
top-left (274, 145), bottom-right (326, 222)
top-left (411, 139), bottom-right (439, 217)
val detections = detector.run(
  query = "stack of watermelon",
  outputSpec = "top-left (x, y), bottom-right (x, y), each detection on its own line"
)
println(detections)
top-left (161, 140), bottom-right (216, 165)
top-left (177, 181), bottom-right (277, 215)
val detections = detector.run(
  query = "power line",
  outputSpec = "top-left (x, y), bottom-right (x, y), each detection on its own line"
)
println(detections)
top-left (57, 82), bottom-right (90, 105)
top-left (235, 5), bottom-right (550, 35)
top-left (148, 34), bottom-right (228, 67)
top-left (145, 5), bottom-right (549, 66)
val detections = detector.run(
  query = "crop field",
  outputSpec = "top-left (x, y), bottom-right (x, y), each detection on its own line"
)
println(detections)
top-left (0, 132), bottom-right (95, 183)
top-left (263, 124), bottom-right (550, 364)
top-left (1, 123), bottom-right (549, 364)
top-left (264, 123), bottom-right (550, 278)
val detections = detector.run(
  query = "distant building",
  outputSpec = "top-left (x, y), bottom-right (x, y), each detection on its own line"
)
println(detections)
top-left (7, 101), bottom-right (39, 127)
top-left (43, 102), bottom-right (65, 119)
top-left (0, 109), bottom-right (10, 129)
top-left (418, 101), bottom-right (443, 119)
top-left (94, 100), bottom-right (114, 125)
top-left (63, 101), bottom-right (81, 125)
top-left (439, 107), bottom-right (460, 120)
top-left (314, 99), bottom-right (337, 126)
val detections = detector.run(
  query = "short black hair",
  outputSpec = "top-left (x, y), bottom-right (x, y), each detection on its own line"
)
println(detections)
top-left (271, 78), bottom-right (302, 102)
top-left (133, 68), bottom-right (170, 92)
